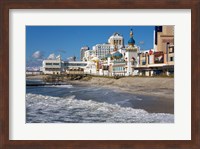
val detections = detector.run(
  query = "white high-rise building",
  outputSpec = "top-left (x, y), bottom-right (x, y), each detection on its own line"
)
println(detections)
top-left (92, 43), bottom-right (111, 59)
top-left (80, 46), bottom-right (89, 61)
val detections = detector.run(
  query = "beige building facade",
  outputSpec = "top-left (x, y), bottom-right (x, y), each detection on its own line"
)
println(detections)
top-left (155, 26), bottom-right (174, 54)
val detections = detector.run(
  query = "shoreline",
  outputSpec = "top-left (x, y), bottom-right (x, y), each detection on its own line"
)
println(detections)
top-left (26, 75), bottom-right (174, 114)
top-left (69, 77), bottom-right (174, 114)
top-left (26, 75), bottom-right (174, 99)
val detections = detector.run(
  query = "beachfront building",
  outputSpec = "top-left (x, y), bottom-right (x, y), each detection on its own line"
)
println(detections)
top-left (84, 56), bottom-right (100, 75)
top-left (136, 26), bottom-right (174, 76)
top-left (98, 27), bottom-right (174, 77)
top-left (64, 61), bottom-right (88, 70)
top-left (64, 61), bottom-right (88, 74)
top-left (42, 26), bottom-right (174, 77)
top-left (136, 46), bottom-right (174, 76)
top-left (42, 55), bottom-right (88, 75)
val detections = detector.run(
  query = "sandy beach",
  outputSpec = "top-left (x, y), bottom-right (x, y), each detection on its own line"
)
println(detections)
top-left (69, 77), bottom-right (174, 97)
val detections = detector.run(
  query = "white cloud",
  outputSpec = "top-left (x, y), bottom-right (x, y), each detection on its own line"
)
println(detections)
top-left (32, 50), bottom-right (43, 59)
top-left (47, 53), bottom-right (56, 60)
top-left (27, 50), bottom-right (44, 68)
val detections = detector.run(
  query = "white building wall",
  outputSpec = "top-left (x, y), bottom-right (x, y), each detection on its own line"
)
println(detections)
top-left (93, 44), bottom-right (111, 59)
top-left (84, 61), bottom-right (98, 75)
top-left (42, 59), bottom-right (62, 74)
top-left (84, 50), bottom-right (95, 61)
top-left (125, 48), bottom-right (138, 76)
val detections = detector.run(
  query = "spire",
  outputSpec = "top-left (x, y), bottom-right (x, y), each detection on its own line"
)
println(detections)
top-left (130, 28), bottom-right (133, 38)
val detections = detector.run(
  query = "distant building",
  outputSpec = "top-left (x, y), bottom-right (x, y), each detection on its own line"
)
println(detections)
top-left (42, 59), bottom-right (62, 74)
top-left (80, 46), bottom-right (89, 61)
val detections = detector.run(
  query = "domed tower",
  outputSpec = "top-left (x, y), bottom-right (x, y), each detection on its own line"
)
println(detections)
top-left (125, 29), bottom-right (138, 76)
top-left (128, 29), bottom-right (135, 46)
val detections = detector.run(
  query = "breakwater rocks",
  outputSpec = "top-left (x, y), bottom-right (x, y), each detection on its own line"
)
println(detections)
top-left (41, 74), bottom-right (89, 82)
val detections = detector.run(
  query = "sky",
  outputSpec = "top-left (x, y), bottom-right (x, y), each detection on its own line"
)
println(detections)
top-left (26, 26), bottom-right (155, 68)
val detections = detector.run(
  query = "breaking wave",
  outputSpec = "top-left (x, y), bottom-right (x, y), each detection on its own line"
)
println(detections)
top-left (26, 93), bottom-right (174, 123)
top-left (47, 84), bottom-right (74, 88)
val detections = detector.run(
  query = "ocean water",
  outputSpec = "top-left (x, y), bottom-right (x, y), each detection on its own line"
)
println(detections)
top-left (26, 81), bottom-right (174, 123)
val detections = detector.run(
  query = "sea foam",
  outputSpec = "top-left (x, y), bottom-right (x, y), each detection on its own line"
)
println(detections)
top-left (26, 93), bottom-right (174, 123)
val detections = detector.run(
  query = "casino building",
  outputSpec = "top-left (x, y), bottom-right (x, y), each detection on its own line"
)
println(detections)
top-left (98, 29), bottom-right (138, 76)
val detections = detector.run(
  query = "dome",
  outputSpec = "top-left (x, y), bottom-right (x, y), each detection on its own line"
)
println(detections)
top-left (128, 38), bottom-right (135, 45)
top-left (112, 51), bottom-right (123, 59)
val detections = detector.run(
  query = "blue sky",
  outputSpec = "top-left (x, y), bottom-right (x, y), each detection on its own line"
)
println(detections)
top-left (26, 26), bottom-right (155, 67)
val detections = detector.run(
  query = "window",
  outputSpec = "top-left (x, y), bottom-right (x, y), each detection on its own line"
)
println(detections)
top-left (46, 63), bottom-right (52, 65)
top-left (53, 63), bottom-right (59, 65)
top-left (170, 57), bottom-right (174, 61)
